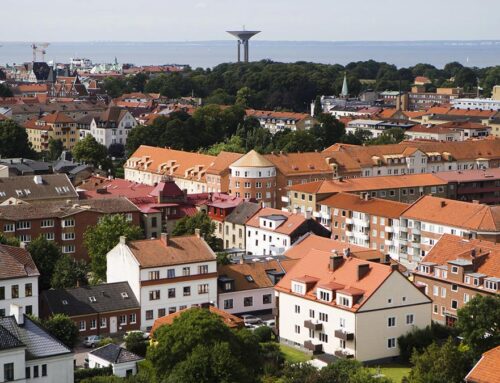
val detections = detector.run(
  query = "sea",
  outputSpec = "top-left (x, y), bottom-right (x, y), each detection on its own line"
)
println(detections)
top-left (1, 40), bottom-right (499, 69)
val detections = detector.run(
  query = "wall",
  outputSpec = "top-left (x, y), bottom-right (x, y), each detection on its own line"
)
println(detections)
top-left (218, 287), bottom-right (275, 314)
top-left (0, 347), bottom-right (26, 383)
top-left (25, 353), bottom-right (74, 383)
top-left (0, 276), bottom-right (39, 317)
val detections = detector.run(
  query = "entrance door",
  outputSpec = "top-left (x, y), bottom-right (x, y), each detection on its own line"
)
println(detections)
top-left (110, 316), bottom-right (118, 333)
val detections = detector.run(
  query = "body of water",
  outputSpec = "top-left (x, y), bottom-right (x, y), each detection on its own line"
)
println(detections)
top-left (1, 40), bottom-right (499, 69)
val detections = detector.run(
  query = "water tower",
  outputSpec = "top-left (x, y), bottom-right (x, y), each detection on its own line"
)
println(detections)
top-left (227, 29), bottom-right (260, 63)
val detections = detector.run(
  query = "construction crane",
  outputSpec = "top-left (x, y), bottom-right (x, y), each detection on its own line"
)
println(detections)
top-left (31, 43), bottom-right (50, 62)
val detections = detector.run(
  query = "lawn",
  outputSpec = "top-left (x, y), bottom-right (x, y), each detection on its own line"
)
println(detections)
top-left (279, 344), bottom-right (311, 363)
top-left (369, 363), bottom-right (411, 383)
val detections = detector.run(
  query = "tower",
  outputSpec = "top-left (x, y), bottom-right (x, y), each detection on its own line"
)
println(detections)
top-left (227, 30), bottom-right (260, 63)
top-left (341, 72), bottom-right (349, 98)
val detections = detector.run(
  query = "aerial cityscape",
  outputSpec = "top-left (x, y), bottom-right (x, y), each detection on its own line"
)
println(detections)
top-left (0, 1), bottom-right (499, 383)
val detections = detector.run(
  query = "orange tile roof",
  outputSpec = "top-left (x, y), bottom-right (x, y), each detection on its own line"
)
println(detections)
top-left (276, 248), bottom-right (394, 312)
top-left (320, 192), bottom-right (409, 219)
top-left (245, 207), bottom-right (312, 235)
top-left (245, 109), bottom-right (310, 121)
top-left (283, 233), bottom-right (385, 262)
top-left (465, 346), bottom-right (500, 383)
top-left (402, 196), bottom-right (500, 232)
top-left (41, 111), bottom-right (75, 124)
top-left (376, 108), bottom-right (398, 119)
top-left (419, 234), bottom-right (500, 278)
top-left (265, 152), bottom-right (334, 175)
top-left (127, 145), bottom-right (216, 183)
top-left (151, 307), bottom-right (244, 334)
top-left (206, 151), bottom-right (244, 175)
top-left (126, 235), bottom-right (215, 268)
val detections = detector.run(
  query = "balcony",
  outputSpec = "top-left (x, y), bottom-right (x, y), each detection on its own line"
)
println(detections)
top-left (304, 340), bottom-right (323, 353)
top-left (400, 226), bottom-right (408, 232)
top-left (304, 320), bottom-right (323, 331)
top-left (385, 226), bottom-right (394, 233)
top-left (281, 195), bottom-right (290, 203)
top-left (345, 218), bottom-right (353, 225)
top-left (411, 242), bottom-right (421, 249)
top-left (385, 239), bottom-right (393, 246)
top-left (346, 231), bottom-right (353, 237)
top-left (334, 329), bottom-right (354, 341)
top-left (334, 349), bottom-right (354, 359)
top-left (320, 211), bottom-right (330, 219)
top-left (313, 211), bottom-right (321, 218)
top-left (412, 228), bottom-right (421, 235)
top-left (354, 232), bottom-right (369, 241)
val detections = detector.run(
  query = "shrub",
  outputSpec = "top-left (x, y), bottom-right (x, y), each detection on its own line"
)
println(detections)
top-left (254, 325), bottom-right (273, 343)
top-left (74, 366), bottom-right (112, 383)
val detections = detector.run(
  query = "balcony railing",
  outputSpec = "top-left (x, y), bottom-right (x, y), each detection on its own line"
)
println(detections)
top-left (385, 226), bottom-right (394, 233)
top-left (334, 349), bottom-right (354, 358)
top-left (334, 329), bottom-right (354, 341)
top-left (304, 340), bottom-right (323, 353)
top-left (304, 320), bottom-right (323, 331)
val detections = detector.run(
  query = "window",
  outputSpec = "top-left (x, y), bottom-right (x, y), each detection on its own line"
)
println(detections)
top-left (168, 288), bottom-right (176, 298)
top-left (339, 296), bottom-right (350, 307)
top-left (198, 265), bottom-right (209, 274)
top-left (198, 284), bottom-right (209, 294)
top-left (441, 287), bottom-right (446, 298)
top-left (33, 366), bottom-right (39, 378)
top-left (387, 338), bottom-right (396, 348)
top-left (224, 299), bottom-right (233, 310)
top-left (433, 286), bottom-right (439, 296)
top-left (182, 267), bottom-right (191, 276)
top-left (263, 294), bottom-right (272, 304)
top-left (25, 283), bottom-right (32, 297)
top-left (167, 269), bottom-right (175, 278)
top-left (149, 290), bottom-right (160, 300)
top-left (451, 284), bottom-right (458, 292)
top-left (433, 304), bottom-right (438, 314)
top-left (148, 271), bottom-right (160, 280)
top-left (129, 313), bottom-right (137, 324)
top-left (62, 245), bottom-right (75, 254)
top-left (294, 325), bottom-right (300, 334)
top-left (0, 286), bottom-right (4, 300)
top-left (100, 318), bottom-right (107, 328)
top-left (146, 310), bottom-right (153, 320)
top-left (451, 266), bottom-right (458, 274)
top-left (319, 290), bottom-right (331, 301)
top-left (244, 297), bottom-right (253, 307)
top-left (485, 280), bottom-right (498, 291)
top-left (340, 339), bottom-right (346, 349)
top-left (406, 314), bottom-right (414, 325)
top-left (90, 319), bottom-right (97, 329)
top-left (319, 333), bottom-right (328, 342)
top-left (3, 223), bottom-right (14, 232)
top-left (63, 218), bottom-right (75, 227)
top-left (11, 285), bottom-right (19, 299)
top-left (79, 320), bottom-right (86, 331)
top-left (16, 220), bottom-right (31, 230)
top-left (62, 232), bottom-right (75, 241)
top-left (41, 364), bottom-right (47, 377)
top-left (43, 232), bottom-right (55, 241)
top-left (451, 300), bottom-right (458, 310)
top-left (119, 315), bottom-right (127, 325)
top-left (4, 363), bottom-right (14, 381)
top-left (26, 367), bottom-right (31, 379)
top-left (41, 219), bottom-right (54, 228)
top-left (464, 293), bottom-right (470, 303)
top-left (294, 305), bottom-right (300, 314)
top-left (25, 305), bottom-right (32, 315)
top-left (319, 312), bottom-right (328, 322)
top-left (388, 317), bottom-right (396, 327)
top-left (309, 309), bottom-right (315, 318)
top-left (292, 283), bottom-right (304, 294)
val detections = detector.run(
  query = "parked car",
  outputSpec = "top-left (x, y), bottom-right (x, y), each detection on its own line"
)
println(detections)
top-left (123, 330), bottom-right (150, 340)
top-left (241, 314), bottom-right (261, 325)
top-left (263, 319), bottom-right (276, 327)
top-left (83, 335), bottom-right (102, 348)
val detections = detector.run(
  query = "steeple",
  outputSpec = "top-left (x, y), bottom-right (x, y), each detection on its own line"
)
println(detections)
top-left (341, 72), bottom-right (349, 98)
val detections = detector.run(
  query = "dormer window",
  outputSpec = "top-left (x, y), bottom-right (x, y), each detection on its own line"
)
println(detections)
top-left (62, 300), bottom-right (68, 305)
top-left (245, 275), bottom-right (254, 283)
top-left (338, 295), bottom-right (350, 307)
top-left (451, 266), bottom-right (459, 274)
top-left (473, 278), bottom-right (480, 286)
top-left (89, 296), bottom-right (97, 303)
top-left (485, 280), bottom-right (498, 291)
top-left (317, 289), bottom-right (331, 302)
top-left (292, 282), bottom-right (304, 295)
top-left (121, 292), bottom-right (129, 299)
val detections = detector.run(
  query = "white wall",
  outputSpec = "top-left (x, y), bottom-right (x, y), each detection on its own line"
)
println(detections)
top-left (246, 227), bottom-right (291, 256)
top-left (218, 287), bottom-right (274, 314)
top-left (0, 276), bottom-right (39, 317)
top-left (106, 243), bottom-right (141, 301)
top-left (25, 354), bottom-right (74, 383)
top-left (88, 354), bottom-right (140, 378)
top-left (0, 347), bottom-right (26, 383)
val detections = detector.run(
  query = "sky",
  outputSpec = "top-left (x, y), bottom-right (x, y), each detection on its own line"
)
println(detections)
top-left (2, 0), bottom-right (500, 42)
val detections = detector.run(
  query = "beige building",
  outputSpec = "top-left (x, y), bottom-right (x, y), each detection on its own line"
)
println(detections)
top-left (491, 85), bottom-right (500, 100)
top-left (24, 112), bottom-right (79, 152)
top-left (221, 201), bottom-right (261, 250)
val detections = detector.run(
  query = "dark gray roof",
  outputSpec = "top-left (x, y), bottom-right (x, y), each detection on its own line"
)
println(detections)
top-left (225, 202), bottom-right (261, 225)
top-left (0, 158), bottom-right (51, 176)
top-left (0, 174), bottom-right (78, 203)
top-left (0, 316), bottom-right (71, 359)
top-left (89, 343), bottom-right (143, 364)
top-left (0, 324), bottom-right (25, 351)
top-left (41, 282), bottom-right (139, 317)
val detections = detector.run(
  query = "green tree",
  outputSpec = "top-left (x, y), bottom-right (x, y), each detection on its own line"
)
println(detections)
top-left (456, 294), bottom-right (500, 359)
top-left (0, 233), bottom-right (20, 247)
top-left (0, 83), bottom-right (13, 97)
top-left (311, 113), bottom-right (346, 148)
top-left (27, 236), bottom-right (62, 290)
top-left (102, 77), bottom-right (131, 98)
top-left (51, 254), bottom-right (89, 289)
top-left (281, 362), bottom-right (319, 383)
top-left (172, 211), bottom-right (221, 251)
top-left (235, 86), bottom-right (254, 107)
top-left (205, 135), bottom-right (245, 156)
top-left (313, 96), bottom-right (323, 116)
top-left (368, 127), bottom-right (406, 145)
top-left (125, 332), bottom-right (148, 357)
top-left (148, 308), bottom-right (260, 383)
top-left (341, 129), bottom-right (373, 145)
top-left (72, 135), bottom-right (110, 169)
top-left (216, 252), bottom-right (231, 265)
top-left (43, 314), bottom-right (79, 348)
top-left (48, 138), bottom-right (64, 160)
top-left (407, 339), bottom-right (472, 383)
top-left (84, 214), bottom-right (143, 283)
top-left (253, 326), bottom-right (273, 343)
top-left (0, 119), bottom-right (35, 158)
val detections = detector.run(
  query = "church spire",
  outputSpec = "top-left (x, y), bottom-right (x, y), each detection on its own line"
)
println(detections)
top-left (341, 72), bottom-right (349, 98)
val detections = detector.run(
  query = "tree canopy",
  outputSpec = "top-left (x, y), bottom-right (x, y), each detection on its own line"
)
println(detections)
top-left (172, 211), bottom-right (221, 251)
top-left (51, 254), bottom-right (89, 289)
top-left (43, 314), bottom-right (80, 348)
top-left (0, 119), bottom-right (36, 159)
top-left (72, 135), bottom-right (111, 170)
top-left (27, 236), bottom-right (63, 290)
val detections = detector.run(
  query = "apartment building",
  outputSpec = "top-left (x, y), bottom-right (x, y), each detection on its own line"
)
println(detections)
top-left (0, 310), bottom-right (74, 383)
top-left (245, 207), bottom-right (331, 256)
top-left (413, 235), bottom-right (499, 326)
top-left (40, 282), bottom-right (140, 337)
top-left (275, 247), bottom-right (431, 362)
top-left (0, 174), bottom-right (78, 204)
top-left (222, 201), bottom-right (261, 250)
top-left (0, 198), bottom-right (141, 261)
top-left (206, 151), bottom-right (244, 193)
top-left (0, 244), bottom-right (39, 318)
top-left (217, 259), bottom-right (297, 315)
top-left (245, 109), bottom-right (315, 134)
top-left (24, 112), bottom-right (79, 152)
top-left (86, 107), bottom-right (137, 148)
top-left (318, 193), bottom-right (409, 260)
top-left (206, 193), bottom-right (245, 240)
top-left (106, 232), bottom-right (218, 330)
top-left (400, 196), bottom-right (500, 266)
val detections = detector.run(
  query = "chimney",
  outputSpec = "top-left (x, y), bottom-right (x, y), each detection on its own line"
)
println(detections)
top-left (357, 264), bottom-right (370, 280)
top-left (329, 255), bottom-right (344, 271)
top-left (160, 233), bottom-right (169, 246)
top-left (195, 228), bottom-right (201, 238)
top-left (119, 236), bottom-right (127, 245)
top-left (343, 247), bottom-right (351, 257)
top-left (471, 248), bottom-right (476, 258)
top-left (440, 201), bottom-right (446, 208)
top-left (10, 304), bottom-right (23, 325)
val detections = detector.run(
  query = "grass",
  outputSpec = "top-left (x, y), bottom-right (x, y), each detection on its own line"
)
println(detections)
top-left (369, 363), bottom-right (411, 383)
top-left (279, 344), bottom-right (311, 363)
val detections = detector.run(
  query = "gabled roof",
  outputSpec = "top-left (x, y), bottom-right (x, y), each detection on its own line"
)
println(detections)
top-left (41, 282), bottom-right (139, 317)
top-left (94, 106), bottom-right (129, 127)
top-left (125, 235), bottom-right (216, 268)
top-left (225, 201), bottom-right (261, 225)
top-left (245, 207), bottom-right (308, 235)
top-left (89, 343), bottom-right (143, 364)
top-left (206, 151), bottom-right (244, 175)
top-left (0, 324), bottom-right (25, 351)
top-left (265, 152), bottom-right (334, 175)
top-left (0, 244), bottom-right (39, 280)
top-left (231, 150), bottom-right (273, 168)
top-left (402, 196), bottom-right (500, 232)
top-left (465, 345), bottom-right (500, 383)
top-left (0, 174), bottom-right (78, 203)
top-left (320, 192), bottom-right (409, 219)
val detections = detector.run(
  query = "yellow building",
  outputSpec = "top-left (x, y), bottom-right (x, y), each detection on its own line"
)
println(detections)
top-left (493, 85), bottom-right (500, 100)
top-left (24, 112), bottom-right (79, 152)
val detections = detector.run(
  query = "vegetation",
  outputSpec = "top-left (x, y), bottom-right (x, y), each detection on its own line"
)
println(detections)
top-left (51, 254), bottom-right (89, 289)
top-left (48, 138), bottom-right (64, 161)
top-left (0, 120), bottom-right (36, 159)
top-left (0, 83), bottom-right (13, 97)
top-left (279, 344), bottom-right (311, 364)
top-left (43, 314), bottom-right (80, 348)
top-left (75, 366), bottom-right (113, 383)
top-left (0, 233), bottom-right (20, 247)
top-left (125, 332), bottom-right (148, 357)
top-left (172, 211), bottom-right (221, 251)
top-left (84, 214), bottom-right (143, 283)
top-left (73, 135), bottom-right (112, 171)
top-left (27, 236), bottom-right (63, 290)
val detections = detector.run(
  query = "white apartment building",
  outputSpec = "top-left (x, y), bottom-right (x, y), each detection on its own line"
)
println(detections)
top-left (275, 249), bottom-right (431, 362)
top-left (0, 309), bottom-right (74, 383)
top-left (451, 98), bottom-right (500, 111)
top-left (0, 245), bottom-right (39, 318)
top-left (87, 107), bottom-right (137, 148)
top-left (106, 232), bottom-right (218, 330)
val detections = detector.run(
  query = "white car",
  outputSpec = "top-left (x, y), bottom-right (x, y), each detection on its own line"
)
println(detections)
top-left (123, 330), bottom-right (150, 340)
top-left (263, 319), bottom-right (276, 327)
top-left (241, 314), bottom-right (261, 325)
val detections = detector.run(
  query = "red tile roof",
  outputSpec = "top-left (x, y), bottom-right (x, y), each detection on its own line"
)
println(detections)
top-left (0, 244), bottom-right (40, 280)
top-left (245, 207), bottom-right (308, 236)
top-left (465, 346), bottom-right (500, 383)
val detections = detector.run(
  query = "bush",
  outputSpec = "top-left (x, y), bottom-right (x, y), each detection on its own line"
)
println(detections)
top-left (98, 337), bottom-right (114, 347)
top-left (125, 332), bottom-right (148, 357)
top-left (74, 366), bottom-right (112, 383)
top-left (254, 326), bottom-right (273, 343)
